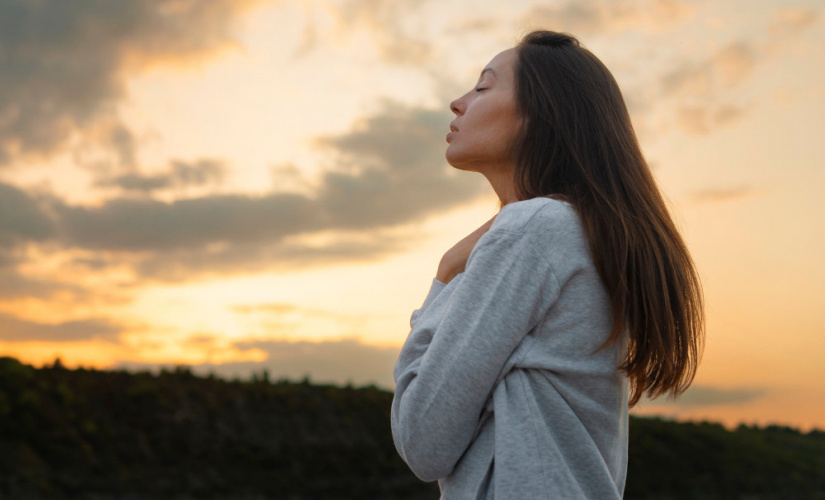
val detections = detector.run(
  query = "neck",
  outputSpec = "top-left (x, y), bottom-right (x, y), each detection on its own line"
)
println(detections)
top-left (483, 167), bottom-right (520, 207)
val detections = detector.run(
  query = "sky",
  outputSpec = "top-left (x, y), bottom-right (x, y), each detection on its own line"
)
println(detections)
top-left (0, 0), bottom-right (823, 431)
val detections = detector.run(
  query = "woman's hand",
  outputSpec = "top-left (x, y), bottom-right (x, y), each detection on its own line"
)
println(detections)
top-left (436, 215), bottom-right (497, 284)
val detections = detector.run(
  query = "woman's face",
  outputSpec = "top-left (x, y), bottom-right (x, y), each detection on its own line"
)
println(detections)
top-left (445, 48), bottom-right (522, 173)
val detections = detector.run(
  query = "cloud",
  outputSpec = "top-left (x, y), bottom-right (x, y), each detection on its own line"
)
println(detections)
top-left (232, 302), bottom-right (363, 322)
top-left (53, 192), bottom-right (322, 252)
top-left (644, 385), bottom-right (766, 407)
top-left (95, 159), bottom-right (228, 193)
top-left (711, 43), bottom-right (757, 87)
top-left (233, 303), bottom-right (301, 314)
top-left (131, 232), bottom-right (405, 281)
top-left (662, 42), bottom-right (757, 99)
top-left (105, 123), bottom-right (139, 170)
top-left (658, 41), bottom-right (759, 134)
top-left (768, 8), bottom-right (821, 38)
top-left (517, 0), bottom-right (693, 36)
top-left (0, 268), bottom-right (90, 301)
top-left (0, 312), bottom-right (123, 342)
top-left (313, 102), bottom-right (486, 230)
top-left (447, 17), bottom-right (499, 35)
top-left (51, 102), bottom-right (481, 253)
top-left (298, 0), bottom-right (435, 65)
top-left (674, 104), bottom-right (748, 135)
top-left (269, 162), bottom-right (320, 195)
top-left (229, 301), bottom-right (371, 340)
top-left (0, 183), bottom-right (120, 302)
top-left (114, 337), bottom-right (401, 388)
top-left (0, 1), bottom-right (485, 288)
top-left (0, 0), bottom-right (269, 168)
top-left (689, 186), bottom-right (759, 204)
top-left (3, 101), bottom-right (485, 282)
top-left (0, 182), bottom-right (56, 248)
top-left (658, 9), bottom-right (820, 135)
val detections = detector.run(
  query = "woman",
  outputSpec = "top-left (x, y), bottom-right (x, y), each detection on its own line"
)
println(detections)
top-left (391, 30), bottom-right (704, 499)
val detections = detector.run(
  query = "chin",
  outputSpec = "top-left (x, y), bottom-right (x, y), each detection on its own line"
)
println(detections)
top-left (449, 163), bottom-right (478, 173)
top-left (445, 157), bottom-right (474, 172)
top-left (445, 149), bottom-right (475, 172)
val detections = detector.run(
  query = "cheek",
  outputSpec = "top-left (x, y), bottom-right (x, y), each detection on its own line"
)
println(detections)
top-left (502, 112), bottom-right (523, 149)
top-left (469, 102), bottom-right (516, 141)
top-left (485, 104), bottom-right (521, 153)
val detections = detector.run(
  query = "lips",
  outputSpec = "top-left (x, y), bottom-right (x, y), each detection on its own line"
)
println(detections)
top-left (446, 123), bottom-right (458, 143)
top-left (446, 127), bottom-right (457, 143)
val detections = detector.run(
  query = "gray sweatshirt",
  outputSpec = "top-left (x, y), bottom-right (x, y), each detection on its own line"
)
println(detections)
top-left (391, 197), bottom-right (628, 499)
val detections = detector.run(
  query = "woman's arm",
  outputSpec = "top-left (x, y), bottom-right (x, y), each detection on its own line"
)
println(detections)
top-left (391, 226), bottom-right (561, 481)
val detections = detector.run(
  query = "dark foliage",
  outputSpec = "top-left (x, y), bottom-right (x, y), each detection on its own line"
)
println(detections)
top-left (0, 356), bottom-right (436, 499)
top-left (627, 417), bottom-right (825, 499)
top-left (0, 356), bottom-right (822, 499)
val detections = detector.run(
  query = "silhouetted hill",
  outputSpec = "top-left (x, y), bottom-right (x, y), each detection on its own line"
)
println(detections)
top-left (628, 415), bottom-right (824, 499)
top-left (0, 356), bottom-right (822, 499)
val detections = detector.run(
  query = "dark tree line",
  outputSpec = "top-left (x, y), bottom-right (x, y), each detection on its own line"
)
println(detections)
top-left (0, 356), bottom-right (822, 499)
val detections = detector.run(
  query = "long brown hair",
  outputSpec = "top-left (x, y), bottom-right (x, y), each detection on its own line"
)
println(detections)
top-left (513, 30), bottom-right (704, 407)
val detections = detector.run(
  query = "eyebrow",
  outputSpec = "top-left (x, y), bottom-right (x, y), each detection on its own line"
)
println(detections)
top-left (480, 67), bottom-right (497, 78)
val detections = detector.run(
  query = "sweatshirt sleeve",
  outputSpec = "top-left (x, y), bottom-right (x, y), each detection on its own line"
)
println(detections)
top-left (409, 278), bottom-right (447, 326)
top-left (391, 227), bottom-right (562, 481)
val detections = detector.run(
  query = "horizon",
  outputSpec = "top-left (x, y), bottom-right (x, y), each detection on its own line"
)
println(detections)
top-left (15, 354), bottom-right (825, 434)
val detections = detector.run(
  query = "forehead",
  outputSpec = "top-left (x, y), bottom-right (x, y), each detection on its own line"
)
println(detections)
top-left (482, 48), bottom-right (517, 78)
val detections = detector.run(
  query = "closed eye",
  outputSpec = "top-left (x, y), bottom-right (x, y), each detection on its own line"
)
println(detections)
top-left (475, 87), bottom-right (487, 92)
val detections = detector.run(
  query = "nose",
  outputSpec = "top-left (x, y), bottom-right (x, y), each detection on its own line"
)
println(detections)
top-left (450, 96), bottom-right (463, 116)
